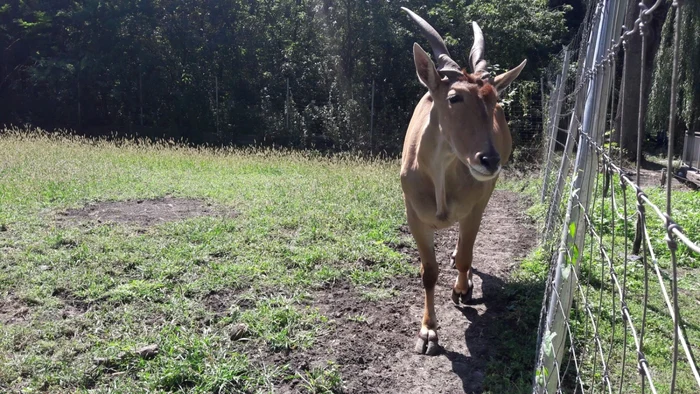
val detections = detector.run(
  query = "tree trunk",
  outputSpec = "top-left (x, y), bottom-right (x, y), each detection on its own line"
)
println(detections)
top-left (615, 0), bottom-right (669, 161)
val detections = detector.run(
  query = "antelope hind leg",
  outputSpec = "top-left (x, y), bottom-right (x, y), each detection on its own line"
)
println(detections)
top-left (449, 233), bottom-right (460, 269)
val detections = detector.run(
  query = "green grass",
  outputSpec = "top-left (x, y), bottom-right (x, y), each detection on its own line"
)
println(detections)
top-left (566, 171), bottom-right (700, 393)
top-left (508, 156), bottom-right (700, 392)
top-left (293, 362), bottom-right (344, 394)
top-left (0, 129), bottom-right (548, 393)
top-left (461, 171), bottom-right (551, 393)
top-left (0, 129), bottom-right (413, 392)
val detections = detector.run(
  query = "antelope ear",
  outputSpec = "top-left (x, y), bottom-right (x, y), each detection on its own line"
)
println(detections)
top-left (493, 59), bottom-right (527, 92)
top-left (413, 43), bottom-right (441, 92)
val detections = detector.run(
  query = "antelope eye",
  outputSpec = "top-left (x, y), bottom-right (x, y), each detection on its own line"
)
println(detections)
top-left (448, 95), bottom-right (463, 104)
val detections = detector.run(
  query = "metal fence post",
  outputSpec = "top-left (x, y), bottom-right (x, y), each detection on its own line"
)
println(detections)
top-left (541, 74), bottom-right (563, 204)
top-left (542, 49), bottom-right (573, 239)
top-left (536, 0), bottom-right (625, 391)
top-left (543, 1), bottom-right (607, 241)
top-left (535, 1), bottom-right (700, 392)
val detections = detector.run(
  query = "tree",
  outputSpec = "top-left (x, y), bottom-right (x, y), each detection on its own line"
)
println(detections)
top-left (616, 0), bottom-right (670, 161)
top-left (647, 1), bottom-right (700, 147)
top-left (0, 0), bottom-right (575, 154)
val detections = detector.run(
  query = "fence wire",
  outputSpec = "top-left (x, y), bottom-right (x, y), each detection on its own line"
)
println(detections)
top-left (535, 0), bottom-right (699, 393)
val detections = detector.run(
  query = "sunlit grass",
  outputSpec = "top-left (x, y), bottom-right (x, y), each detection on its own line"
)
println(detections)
top-left (509, 156), bottom-right (700, 393)
top-left (0, 128), bottom-right (546, 393)
top-left (0, 128), bottom-right (412, 392)
top-left (569, 172), bottom-right (700, 393)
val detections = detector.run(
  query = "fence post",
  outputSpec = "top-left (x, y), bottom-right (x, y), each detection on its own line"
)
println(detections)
top-left (536, 0), bottom-right (625, 391)
top-left (215, 75), bottom-right (219, 135)
top-left (286, 77), bottom-right (290, 132)
top-left (666, 2), bottom-right (684, 391)
top-left (633, 4), bottom-right (651, 254)
top-left (691, 131), bottom-right (695, 169)
top-left (541, 74), bottom-right (563, 203)
top-left (541, 48), bottom-right (572, 238)
top-left (370, 80), bottom-right (375, 153)
top-left (77, 73), bottom-right (82, 131)
top-left (541, 76), bottom-right (547, 157)
top-left (541, 76), bottom-right (545, 134)
top-left (683, 131), bottom-right (690, 167)
top-left (139, 63), bottom-right (144, 127)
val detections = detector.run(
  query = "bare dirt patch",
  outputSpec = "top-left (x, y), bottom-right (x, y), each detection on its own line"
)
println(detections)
top-left (0, 290), bottom-right (90, 326)
top-left (618, 160), bottom-right (691, 191)
top-left (0, 295), bottom-right (30, 325)
top-left (274, 190), bottom-right (538, 393)
top-left (52, 288), bottom-right (90, 319)
top-left (56, 196), bottom-right (236, 228)
top-left (202, 289), bottom-right (255, 314)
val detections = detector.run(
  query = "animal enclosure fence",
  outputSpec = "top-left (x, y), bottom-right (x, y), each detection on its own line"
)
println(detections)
top-left (534, 0), bottom-right (700, 393)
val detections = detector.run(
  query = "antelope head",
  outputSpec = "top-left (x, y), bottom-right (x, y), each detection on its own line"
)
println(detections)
top-left (402, 7), bottom-right (526, 181)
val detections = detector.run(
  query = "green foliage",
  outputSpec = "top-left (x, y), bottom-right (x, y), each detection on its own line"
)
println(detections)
top-left (432, 0), bottom-right (571, 81)
top-left (648, 2), bottom-right (700, 134)
top-left (517, 247), bottom-right (551, 281)
top-left (0, 0), bottom-right (574, 153)
top-left (240, 296), bottom-right (323, 351)
top-left (571, 171), bottom-right (700, 392)
top-left (294, 362), bottom-right (344, 394)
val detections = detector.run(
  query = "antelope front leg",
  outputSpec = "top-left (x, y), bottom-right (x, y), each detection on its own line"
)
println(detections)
top-left (406, 208), bottom-right (440, 355)
top-left (452, 212), bottom-right (484, 305)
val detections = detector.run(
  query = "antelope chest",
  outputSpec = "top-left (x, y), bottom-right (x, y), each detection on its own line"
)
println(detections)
top-left (402, 165), bottom-right (496, 229)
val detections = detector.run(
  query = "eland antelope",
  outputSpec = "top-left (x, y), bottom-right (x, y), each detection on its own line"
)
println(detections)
top-left (400, 8), bottom-right (526, 355)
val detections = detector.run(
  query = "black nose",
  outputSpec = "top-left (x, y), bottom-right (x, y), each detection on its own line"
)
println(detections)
top-left (476, 151), bottom-right (501, 172)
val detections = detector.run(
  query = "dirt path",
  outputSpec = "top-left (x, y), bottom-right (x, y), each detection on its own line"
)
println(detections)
top-left (279, 190), bottom-right (538, 393)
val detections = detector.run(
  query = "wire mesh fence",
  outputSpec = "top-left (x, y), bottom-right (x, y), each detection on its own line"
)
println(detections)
top-left (534, 0), bottom-right (699, 393)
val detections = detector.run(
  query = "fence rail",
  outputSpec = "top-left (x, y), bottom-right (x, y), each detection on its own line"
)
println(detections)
top-left (534, 0), bottom-right (700, 393)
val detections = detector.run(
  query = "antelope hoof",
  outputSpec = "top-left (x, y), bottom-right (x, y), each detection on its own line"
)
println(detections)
top-left (415, 327), bottom-right (439, 355)
top-left (451, 284), bottom-right (474, 305)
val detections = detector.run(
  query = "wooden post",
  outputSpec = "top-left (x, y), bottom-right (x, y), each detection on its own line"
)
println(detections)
top-left (139, 63), bottom-right (144, 127)
top-left (540, 76), bottom-right (545, 135)
top-left (370, 80), bottom-right (375, 153)
top-left (286, 77), bottom-right (290, 131)
top-left (215, 75), bottom-right (219, 135)
top-left (77, 75), bottom-right (81, 131)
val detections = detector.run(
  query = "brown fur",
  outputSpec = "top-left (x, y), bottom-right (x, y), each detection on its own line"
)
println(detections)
top-left (401, 43), bottom-right (526, 355)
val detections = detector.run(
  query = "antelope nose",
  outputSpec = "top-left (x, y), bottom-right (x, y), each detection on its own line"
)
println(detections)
top-left (477, 151), bottom-right (501, 172)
